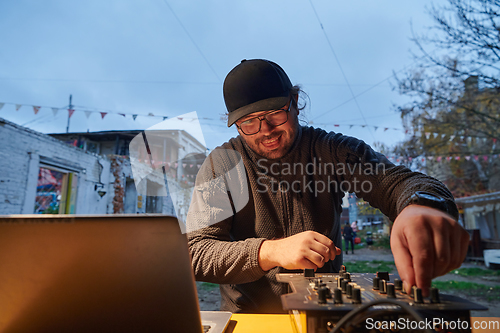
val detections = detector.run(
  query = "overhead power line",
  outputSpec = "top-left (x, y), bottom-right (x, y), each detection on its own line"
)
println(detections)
top-left (308, 0), bottom-right (375, 140)
top-left (161, 0), bottom-right (221, 83)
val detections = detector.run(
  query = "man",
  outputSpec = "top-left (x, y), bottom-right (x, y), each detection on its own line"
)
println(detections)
top-left (342, 222), bottom-right (354, 255)
top-left (187, 59), bottom-right (469, 313)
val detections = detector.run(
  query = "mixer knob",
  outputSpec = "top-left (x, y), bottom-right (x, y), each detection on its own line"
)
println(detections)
top-left (334, 288), bottom-right (343, 304)
top-left (430, 288), bottom-right (440, 303)
top-left (318, 287), bottom-right (329, 304)
top-left (345, 272), bottom-right (351, 282)
top-left (373, 277), bottom-right (380, 290)
top-left (352, 287), bottom-right (361, 304)
top-left (346, 283), bottom-right (353, 298)
top-left (341, 280), bottom-right (348, 293)
top-left (337, 277), bottom-right (344, 289)
top-left (387, 283), bottom-right (396, 298)
top-left (377, 271), bottom-right (390, 282)
top-left (414, 287), bottom-right (423, 303)
top-left (394, 278), bottom-right (402, 290)
top-left (379, 279), bottom-right (387, 294)
top-left (304, 269), bottom-right (315, 277)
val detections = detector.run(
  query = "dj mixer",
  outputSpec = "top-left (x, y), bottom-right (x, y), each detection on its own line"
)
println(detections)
top-left (277, 266), bottom-right (487, 333)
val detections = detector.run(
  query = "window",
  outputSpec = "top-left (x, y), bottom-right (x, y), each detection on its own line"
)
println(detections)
top-left (34, 166), bottom-right (78, 214)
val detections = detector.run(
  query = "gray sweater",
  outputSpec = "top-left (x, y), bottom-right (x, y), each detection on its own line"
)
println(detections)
top-left (187, 126), bottom-right (457, 313)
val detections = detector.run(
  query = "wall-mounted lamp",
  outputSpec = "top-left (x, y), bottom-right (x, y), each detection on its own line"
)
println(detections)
top-left (95, 183), bottom-right (107, 198)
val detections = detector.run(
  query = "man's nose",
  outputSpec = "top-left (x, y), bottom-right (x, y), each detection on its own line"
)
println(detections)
top-left (259, 119), bottom-right (274, 135)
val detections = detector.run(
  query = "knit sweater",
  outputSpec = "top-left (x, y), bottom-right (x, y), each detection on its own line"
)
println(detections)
top-left (186, 126), bottom-right (457, 313)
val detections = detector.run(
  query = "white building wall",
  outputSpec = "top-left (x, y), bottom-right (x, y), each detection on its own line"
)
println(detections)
top-left (0, 118), bottom-right (110, 215)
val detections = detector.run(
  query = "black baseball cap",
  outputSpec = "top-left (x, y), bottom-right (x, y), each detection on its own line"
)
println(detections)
top-left (223, 59), bottom-right (293, 127)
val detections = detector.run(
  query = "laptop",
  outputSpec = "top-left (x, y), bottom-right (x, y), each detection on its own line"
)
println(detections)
top-left (0, 214), bottom-right (231, 333)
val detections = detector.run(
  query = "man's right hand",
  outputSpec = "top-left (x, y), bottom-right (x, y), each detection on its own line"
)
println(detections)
top-left (258, 231), bottom-right (341, 271)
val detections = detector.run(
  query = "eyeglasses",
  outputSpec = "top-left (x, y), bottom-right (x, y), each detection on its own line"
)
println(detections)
top-left (236, 99), bottom-right (292, 135)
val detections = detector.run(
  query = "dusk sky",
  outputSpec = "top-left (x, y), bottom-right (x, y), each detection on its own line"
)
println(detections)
top-left (0, 0), bottom-right (447, 150)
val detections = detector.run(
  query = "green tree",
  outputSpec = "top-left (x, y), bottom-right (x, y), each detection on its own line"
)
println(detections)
top-left (393, 0), bottom-right (500, 197)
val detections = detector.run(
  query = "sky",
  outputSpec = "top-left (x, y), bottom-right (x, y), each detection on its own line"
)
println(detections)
top-left (0, 0), bottom-right (447, 151)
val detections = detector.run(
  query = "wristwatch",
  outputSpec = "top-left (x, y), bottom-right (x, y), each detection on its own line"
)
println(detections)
top-left (409, 191), bottom-right (450, 215)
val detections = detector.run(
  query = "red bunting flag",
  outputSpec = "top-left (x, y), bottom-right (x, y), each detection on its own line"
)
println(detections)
top-left (118, 113), bottom-right (126, 117)
top-left (68, 109), bottom-right (75, 118)
top-left (33, 106), bottom-right (41, 114)
top-left (100, 112), bottom-right (107, 119)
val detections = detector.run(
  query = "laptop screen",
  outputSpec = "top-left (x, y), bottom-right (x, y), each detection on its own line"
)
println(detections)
top-left (0, 214), bottom-right (205, 333)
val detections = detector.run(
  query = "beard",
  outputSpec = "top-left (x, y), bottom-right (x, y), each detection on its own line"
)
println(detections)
top-left (250, 128), bottom-right (297, 160)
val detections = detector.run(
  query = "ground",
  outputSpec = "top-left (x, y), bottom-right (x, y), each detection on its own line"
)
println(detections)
top-left (196, 247), bottom-right (500, 318)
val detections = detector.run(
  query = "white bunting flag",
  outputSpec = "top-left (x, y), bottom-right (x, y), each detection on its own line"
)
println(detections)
top-left (84, 111), bottom-right (92, 119)
top-left (52, 108), bottom-right (59, 116)
top-left (0, 103), bottom-right (4, 110)
top-left (16, 104), bottom-right (22, 111)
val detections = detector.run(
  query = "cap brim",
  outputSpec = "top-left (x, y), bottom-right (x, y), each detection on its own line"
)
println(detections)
top-left (227, 96), bottom-right (289, 127)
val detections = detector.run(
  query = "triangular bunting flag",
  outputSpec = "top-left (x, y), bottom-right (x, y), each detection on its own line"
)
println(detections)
top-left (118, 113), bottom-right (126, 117)
top-left (163, 116), bottom-right (168, 121)
top-left (465, 156), bottom-right (471, 161)
top-left (132, 115), bottom-right (138, 120)
top-left (177, 117), bottom-right (183, 121)
top-left (68, 109), bottom-right (75, 118)
top-left (16, 104), bottom-right (22, 111)
top-left (33, 106), bottom-right (41, 114)
top-left (0, 103), bottom-right (4, 110)
top-left (52, 108), bottom-right (59, 116)
top-left (437, 156), bottom-right (442, 162)
top-left (374, 126), bottom-right (378, 131)
top-left (455, 156), bottom-right (460, 160)
top-left (334, 124), bottom-right (339, 127)
top-left (384, 127), bottom-right (388, 131)
top-left (449, 135), bottom-right (455, 141)
top-left (483, 155), bottom-right (489, 161)
top-left (84, 111), bottom-right (92, 118)
top-left (100, 112), bottom-right (107, 119)
top-left (148, 113), bottom-right (154, 117)
top-left (349, 125), bottom-right (353, 129)
top-left (446, 156), bottom-right (451, 161)
top-left (425, 132), bottom-right (431, 139)
top-left (474, 155), bottom-right (479, 161)
top-left (428, 156), bottom-right (434, 160)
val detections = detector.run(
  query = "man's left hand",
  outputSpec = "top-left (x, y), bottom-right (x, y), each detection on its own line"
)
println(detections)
top-left (391, 204), bottom-right (470, 297)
